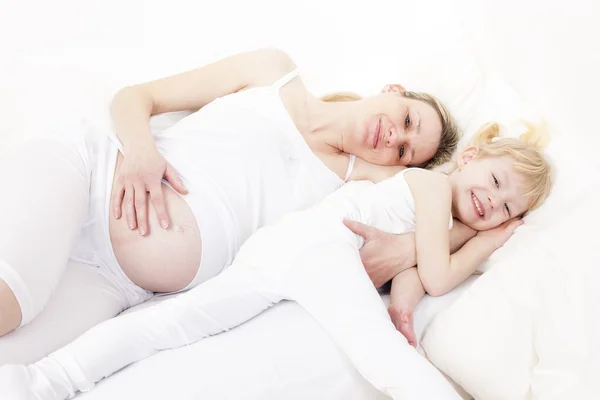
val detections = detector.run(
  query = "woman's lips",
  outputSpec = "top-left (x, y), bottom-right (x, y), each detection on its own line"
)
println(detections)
top-left (373, 118), bottom-right (381, 149)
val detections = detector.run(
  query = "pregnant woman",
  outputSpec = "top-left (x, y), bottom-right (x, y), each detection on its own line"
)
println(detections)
top-left (0, 48), bottom-right (461, 363)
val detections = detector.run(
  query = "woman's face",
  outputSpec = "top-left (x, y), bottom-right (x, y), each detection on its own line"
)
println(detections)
top-left (346, 86), bottom-right (442, 166)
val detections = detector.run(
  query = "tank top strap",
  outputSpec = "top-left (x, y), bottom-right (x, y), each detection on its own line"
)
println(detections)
top-left (344, 154), bottom-right (356, 182)
top-left (399, 167), bottom-right (417, 176)
top-left (272, 69), bottom-right (299, 90)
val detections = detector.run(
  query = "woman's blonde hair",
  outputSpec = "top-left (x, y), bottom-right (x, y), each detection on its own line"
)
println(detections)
top-left (468, 121), bottom-right (553, 211)
top-left (321, 91), bottom-right (461, 170)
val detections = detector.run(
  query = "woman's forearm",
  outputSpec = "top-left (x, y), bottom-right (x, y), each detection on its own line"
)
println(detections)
top-left (110, 87), bottom-right (157, 153)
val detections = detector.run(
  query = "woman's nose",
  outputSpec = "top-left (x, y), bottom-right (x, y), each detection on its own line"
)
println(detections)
top-left (386, 128), bottom-right (400, 146)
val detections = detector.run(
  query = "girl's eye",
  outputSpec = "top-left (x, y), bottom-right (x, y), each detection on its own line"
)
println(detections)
top-left (492, 174), bottom-right (499, 188)
top-left (405, 114), bottom-right (411, 128)
top-left (505, 203), bottom-right (511, 216)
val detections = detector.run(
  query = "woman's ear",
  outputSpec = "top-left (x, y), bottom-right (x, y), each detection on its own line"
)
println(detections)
top-left (382, 84), bottom-right (407, 94)
top-left (457, 146), bottom-right (478, 170)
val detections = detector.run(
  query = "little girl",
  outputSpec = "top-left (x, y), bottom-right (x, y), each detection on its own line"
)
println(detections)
top-left (387, 122), bottom-right (552, 347)
top-left (0, 123), bottom-right (552, 400)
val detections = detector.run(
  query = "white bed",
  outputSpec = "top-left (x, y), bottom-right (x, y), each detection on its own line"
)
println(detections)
top-left (2, 0), bottom-right (599, 398)
top-left (75, 278), bottom-right (477, 400)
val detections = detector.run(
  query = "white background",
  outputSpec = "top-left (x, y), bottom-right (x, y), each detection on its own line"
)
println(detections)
top-left (2, 0), bottom-right (599, 138)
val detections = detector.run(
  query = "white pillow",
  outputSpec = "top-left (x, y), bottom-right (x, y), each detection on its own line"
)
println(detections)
top-left (416, 68), bottom-right (600, 397)
top-left (422, 186), bottom-right (600, 399)
top-left (449, 78), bottom-right (600, 273)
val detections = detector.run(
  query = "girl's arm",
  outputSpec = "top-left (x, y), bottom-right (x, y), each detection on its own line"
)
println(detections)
top-left (388, 268), bottom-right (425, 347)
top-left (405, 170), bottom-right (497, 296)
top-left (342, 217), bottom-right (477, 289)
top-left (449, 219), bottom-right (478, 253)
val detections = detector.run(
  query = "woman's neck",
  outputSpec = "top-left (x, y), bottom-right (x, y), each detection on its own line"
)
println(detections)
top-left (305, 98), bottom-right (362, 153)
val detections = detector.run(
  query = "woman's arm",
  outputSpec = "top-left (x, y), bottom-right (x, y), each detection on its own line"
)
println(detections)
top-left (109, 48), bottom-right (296, 234)
top-left (110, 48), bottom-right (296, 151)
top-left (343, 218), bottom-right (477, 288)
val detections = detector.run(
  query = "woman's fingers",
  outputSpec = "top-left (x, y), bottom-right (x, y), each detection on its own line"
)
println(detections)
top-left (134, 183), bottom-right (148, 236)
top-left (149, 182), bottom-right (170, 229)
top-left (114, 155), bottom-right (182, 235)
top-left (125, 185), bottom-right (137, 231)
top-left (164, 164), bottom-right (188, 195)
top-left (343, 219), bottom-right (375, 240)
top-left (112, 184), bottom-right (125, 219)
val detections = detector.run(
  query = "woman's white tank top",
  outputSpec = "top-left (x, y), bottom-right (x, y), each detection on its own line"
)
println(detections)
top-left (107, 69), bottom-right (355, 266)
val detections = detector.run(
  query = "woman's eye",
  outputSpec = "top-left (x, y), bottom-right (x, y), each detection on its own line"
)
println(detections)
top-left (405, 115), bottom-right (411, 128)
top-left (492, 174), bottom-right (499, 188)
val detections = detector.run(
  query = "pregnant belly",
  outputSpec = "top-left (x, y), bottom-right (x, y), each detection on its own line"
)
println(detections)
top-left (108, 153), bottom-right (202, 293)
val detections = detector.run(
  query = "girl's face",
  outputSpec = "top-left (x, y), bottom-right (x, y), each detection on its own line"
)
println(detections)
top-left (450, 149), bottom-right (531, 231)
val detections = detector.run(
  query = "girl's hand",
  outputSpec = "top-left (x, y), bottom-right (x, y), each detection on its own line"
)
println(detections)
top-left (476, 218), bottom-right (524, 250)
top-left (112, 147), bottom-right (188, 236)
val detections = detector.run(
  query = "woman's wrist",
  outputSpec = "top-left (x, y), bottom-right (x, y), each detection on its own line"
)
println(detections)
top-left (121, 133), bottom-right (157, 155)
top-left (111, 87), bottom-right (156, 153)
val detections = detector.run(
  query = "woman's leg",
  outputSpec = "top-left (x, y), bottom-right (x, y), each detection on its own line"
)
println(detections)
top-left (281, 243), bottom-right (461, 400)
top-left (0, 132), bottom-right (91, 335)
top-left (0, 261), bottom-right (285, 400)
top-left (0, 261), bottom-right (129, 366)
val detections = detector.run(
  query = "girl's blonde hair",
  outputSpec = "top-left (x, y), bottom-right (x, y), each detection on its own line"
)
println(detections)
top-left (468, 121), bottom-right (552, 211)
top-left (321, 91), bottom-right (461, 170)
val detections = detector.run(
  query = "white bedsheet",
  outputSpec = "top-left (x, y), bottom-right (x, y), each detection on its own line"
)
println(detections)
top-left (76, 279), bottom-right (477, 400)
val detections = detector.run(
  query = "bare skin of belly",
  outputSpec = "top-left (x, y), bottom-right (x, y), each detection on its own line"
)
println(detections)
top-left (108, 153), bottom-right (202, 293)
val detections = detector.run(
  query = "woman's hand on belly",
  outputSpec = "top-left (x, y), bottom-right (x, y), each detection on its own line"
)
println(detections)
top-left (109, 180), bottom-right (202, 293)
top-left (112, 146), bottom-right (188, 236)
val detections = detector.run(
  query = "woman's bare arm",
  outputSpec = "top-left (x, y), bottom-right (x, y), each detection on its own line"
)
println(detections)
top-left (110, 48), bottom-right (296, 151)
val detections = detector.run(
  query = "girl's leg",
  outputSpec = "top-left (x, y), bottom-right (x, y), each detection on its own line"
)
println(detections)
top-left (282, 243), bottom-right (461, 400)
top-left (0, 262), bottom-right (284, 400)
top-left (0, 131), bottom-right (91, 335)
